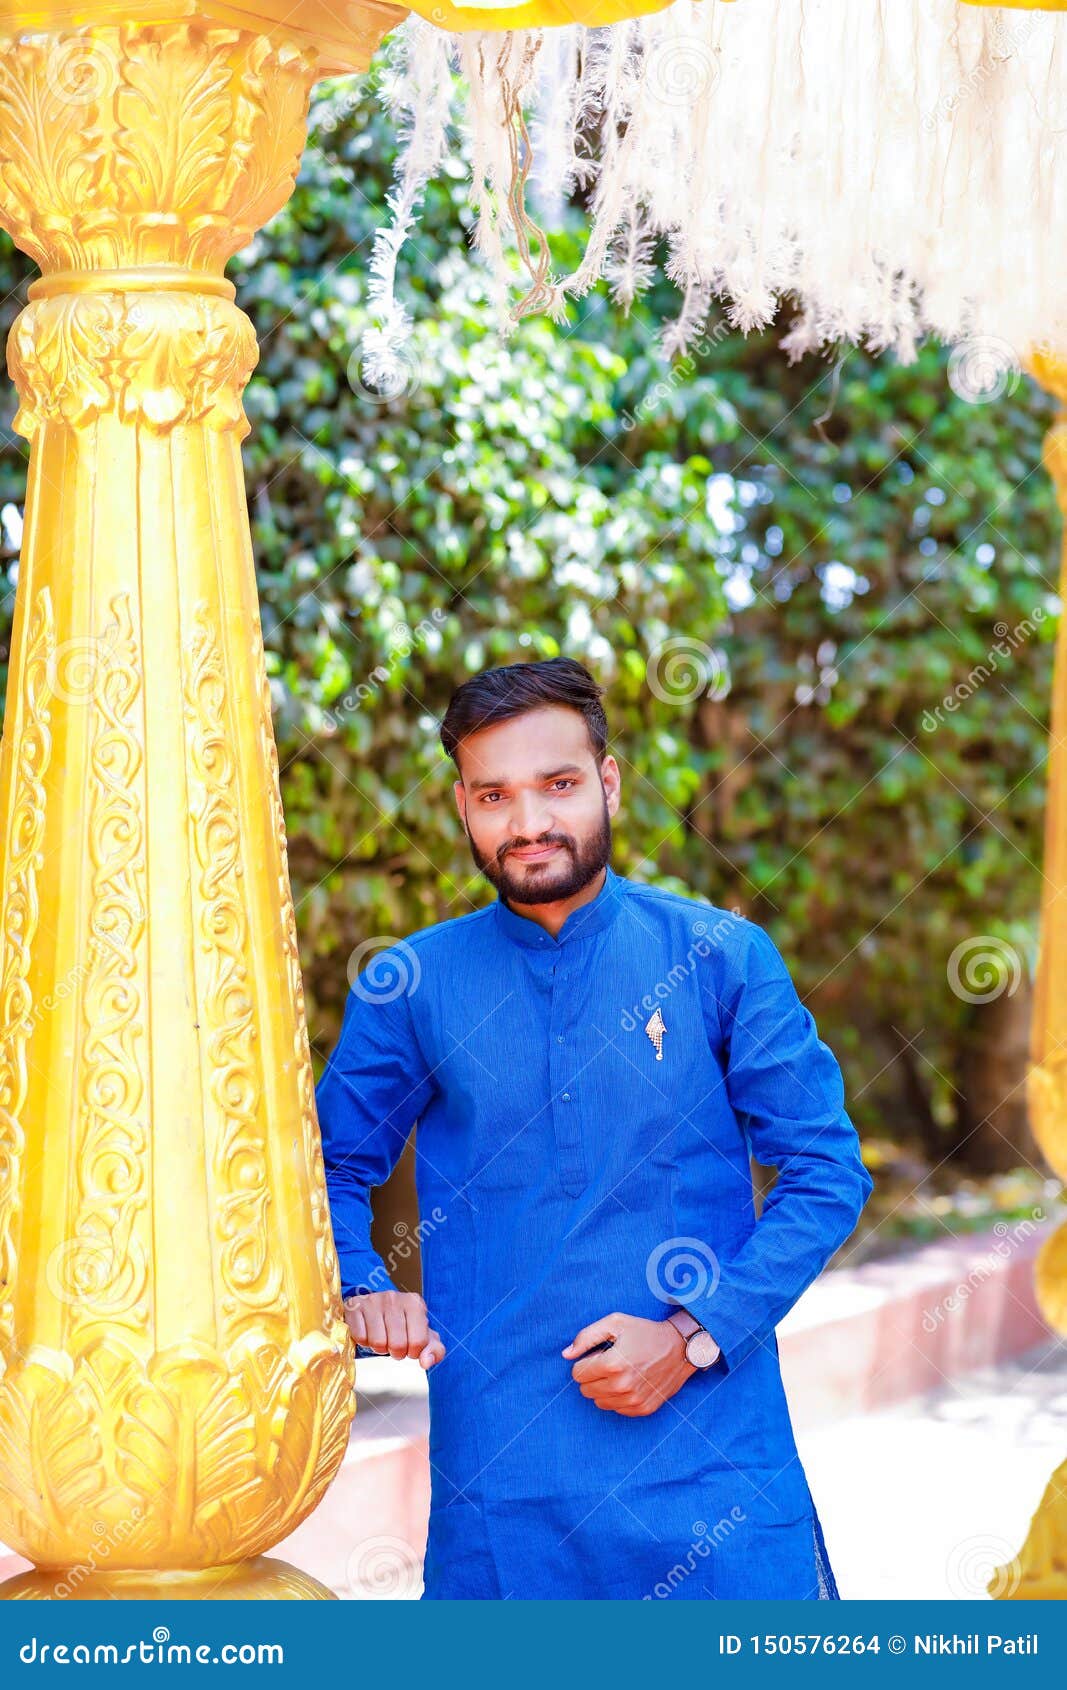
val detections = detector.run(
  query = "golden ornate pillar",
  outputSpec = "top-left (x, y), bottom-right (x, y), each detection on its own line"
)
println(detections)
top-left (997, 351), bottom-right (1067, 1599)
top-left (0, 3), bottom-right (405, 1599)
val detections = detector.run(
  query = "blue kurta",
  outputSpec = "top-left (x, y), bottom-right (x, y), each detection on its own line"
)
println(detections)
top-left (316, 864), bottom-right (872, 1600)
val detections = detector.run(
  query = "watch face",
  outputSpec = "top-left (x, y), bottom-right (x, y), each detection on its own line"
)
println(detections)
top-left (686, 1330), bottom-right (720, 1369)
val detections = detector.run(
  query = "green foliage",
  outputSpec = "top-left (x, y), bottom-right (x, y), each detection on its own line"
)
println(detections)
top-left (0, 66), bottom-right (1057, 1164)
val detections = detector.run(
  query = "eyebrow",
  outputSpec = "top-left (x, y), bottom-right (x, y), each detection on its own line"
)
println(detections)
top-left (467, 764), bottom-right (585, 794)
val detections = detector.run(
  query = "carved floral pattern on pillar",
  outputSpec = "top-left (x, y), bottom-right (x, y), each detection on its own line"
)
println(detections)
top-left (0, 21), bottom-right (361, 1576)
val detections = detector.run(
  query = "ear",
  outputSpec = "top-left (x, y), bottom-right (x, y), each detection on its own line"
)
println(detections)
top-left (601, 754), bottom-right (622, 816)
top-left (453, 777), bottom-right (466, 825)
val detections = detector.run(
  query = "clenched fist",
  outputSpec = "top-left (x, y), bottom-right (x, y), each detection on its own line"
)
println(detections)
top-left (562, 1311), bottom-right (696, 1415)
top-left (343, 1289), bottom-right (446, 1369)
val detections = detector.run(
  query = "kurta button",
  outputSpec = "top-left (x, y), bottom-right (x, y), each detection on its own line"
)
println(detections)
top-left (562, 1091), bottom-right (571, 1101)
top-left (557, 1034), bottom-right (564, 1043)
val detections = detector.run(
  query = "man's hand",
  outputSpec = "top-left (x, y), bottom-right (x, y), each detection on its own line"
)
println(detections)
top-left (343, 1290), bottom-right (446, 1369)
top-left (561, 1311), bottom-right (695, 1416)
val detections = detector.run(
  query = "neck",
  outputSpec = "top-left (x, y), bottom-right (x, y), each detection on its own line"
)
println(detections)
top-left (504, 865), bottom-right (608, 939)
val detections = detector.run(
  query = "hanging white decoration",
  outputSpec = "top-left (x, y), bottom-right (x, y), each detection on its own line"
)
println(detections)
top-left (361, 0), bottom-right (1067, 386)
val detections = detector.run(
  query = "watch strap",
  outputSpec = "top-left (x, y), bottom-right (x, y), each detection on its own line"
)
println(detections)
top-left (666, 1305), bottom-right (704, 1342)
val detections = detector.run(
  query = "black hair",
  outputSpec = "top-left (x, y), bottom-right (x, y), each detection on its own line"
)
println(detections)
top-left (440, 657), bottom-right (608, 770)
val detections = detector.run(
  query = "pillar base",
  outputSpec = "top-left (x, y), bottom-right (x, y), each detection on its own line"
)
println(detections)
top-left (991, 1457), bottom-right (1067, 1601)
top-left (0, 1555), bottom-right (335, 1600)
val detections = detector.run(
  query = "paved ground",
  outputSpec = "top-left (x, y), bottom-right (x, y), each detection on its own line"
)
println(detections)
top-left (798, 1337), bottom-right (1067, 1600)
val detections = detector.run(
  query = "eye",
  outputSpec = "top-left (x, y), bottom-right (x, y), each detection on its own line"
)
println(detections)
top-left (550, 778), bottom-right (576, 792)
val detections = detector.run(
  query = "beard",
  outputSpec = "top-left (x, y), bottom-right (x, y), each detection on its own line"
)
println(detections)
top-left (465, 789), bottom-right (613, 907)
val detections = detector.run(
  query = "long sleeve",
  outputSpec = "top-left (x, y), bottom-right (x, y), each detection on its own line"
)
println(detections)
top-left (315, 953), bottom-right (437, 1300)
top-left (688, 918), bottom-right (873, 1372)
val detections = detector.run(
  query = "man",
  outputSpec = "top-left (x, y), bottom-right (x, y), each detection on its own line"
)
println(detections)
top-left (316, 656), bottom-right (872, 1600)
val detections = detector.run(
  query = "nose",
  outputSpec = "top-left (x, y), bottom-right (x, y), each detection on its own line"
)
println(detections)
top-left (510, 788), bottom-right (555, 842)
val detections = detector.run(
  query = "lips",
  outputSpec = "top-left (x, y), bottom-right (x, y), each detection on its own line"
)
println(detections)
top-left (508, 844), bottom-right (561, 861)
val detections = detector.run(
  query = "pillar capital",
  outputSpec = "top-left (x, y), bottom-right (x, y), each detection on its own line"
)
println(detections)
top-left (0, 0), bottom-right (409, 77)
top-left (0, 21), bottom-right (318, 438)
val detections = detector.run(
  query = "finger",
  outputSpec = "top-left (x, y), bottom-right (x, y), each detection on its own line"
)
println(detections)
top-left (403, 1302), bottom-right (431, 1356)
top-left (383, 1305), bottom-right (410, 1360)
top-left (579, 1382), bottom-right (628, 1403)
top-left (587, 1387), bottom-right (646, 1414)
top-left (588, 1391), bottom-right (636, 1411)
top-left (562, 1313), bottom-right (626, 1358)
top-left (361, 1301), bottom-right (388, 1353)
top-left (576, 1360), bottom-right (636, 1395)
top-left (345, 1303), bottom-right (368, 1344)
top-left (570, 1351), bottom-right (622, 1383)
top-left (581, 1376), bottom-right (631, 1399)
top-left (419, 1333), bottom-right (447, 1369)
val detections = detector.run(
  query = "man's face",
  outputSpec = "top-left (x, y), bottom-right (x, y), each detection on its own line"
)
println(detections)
top-left (453, 706), bottom-right (621, 906)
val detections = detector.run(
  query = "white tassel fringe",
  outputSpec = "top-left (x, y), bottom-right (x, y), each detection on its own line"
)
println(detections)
top-left (361, 0), bottom-right (1067, 371)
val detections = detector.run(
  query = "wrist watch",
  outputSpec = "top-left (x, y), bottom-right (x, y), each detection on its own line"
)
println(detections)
top-left (666, 1306), bottom-right (721, 1370)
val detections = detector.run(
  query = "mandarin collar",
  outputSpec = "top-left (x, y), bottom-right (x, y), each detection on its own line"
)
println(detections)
top-left (493, 863), bottom-right (624, 948)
